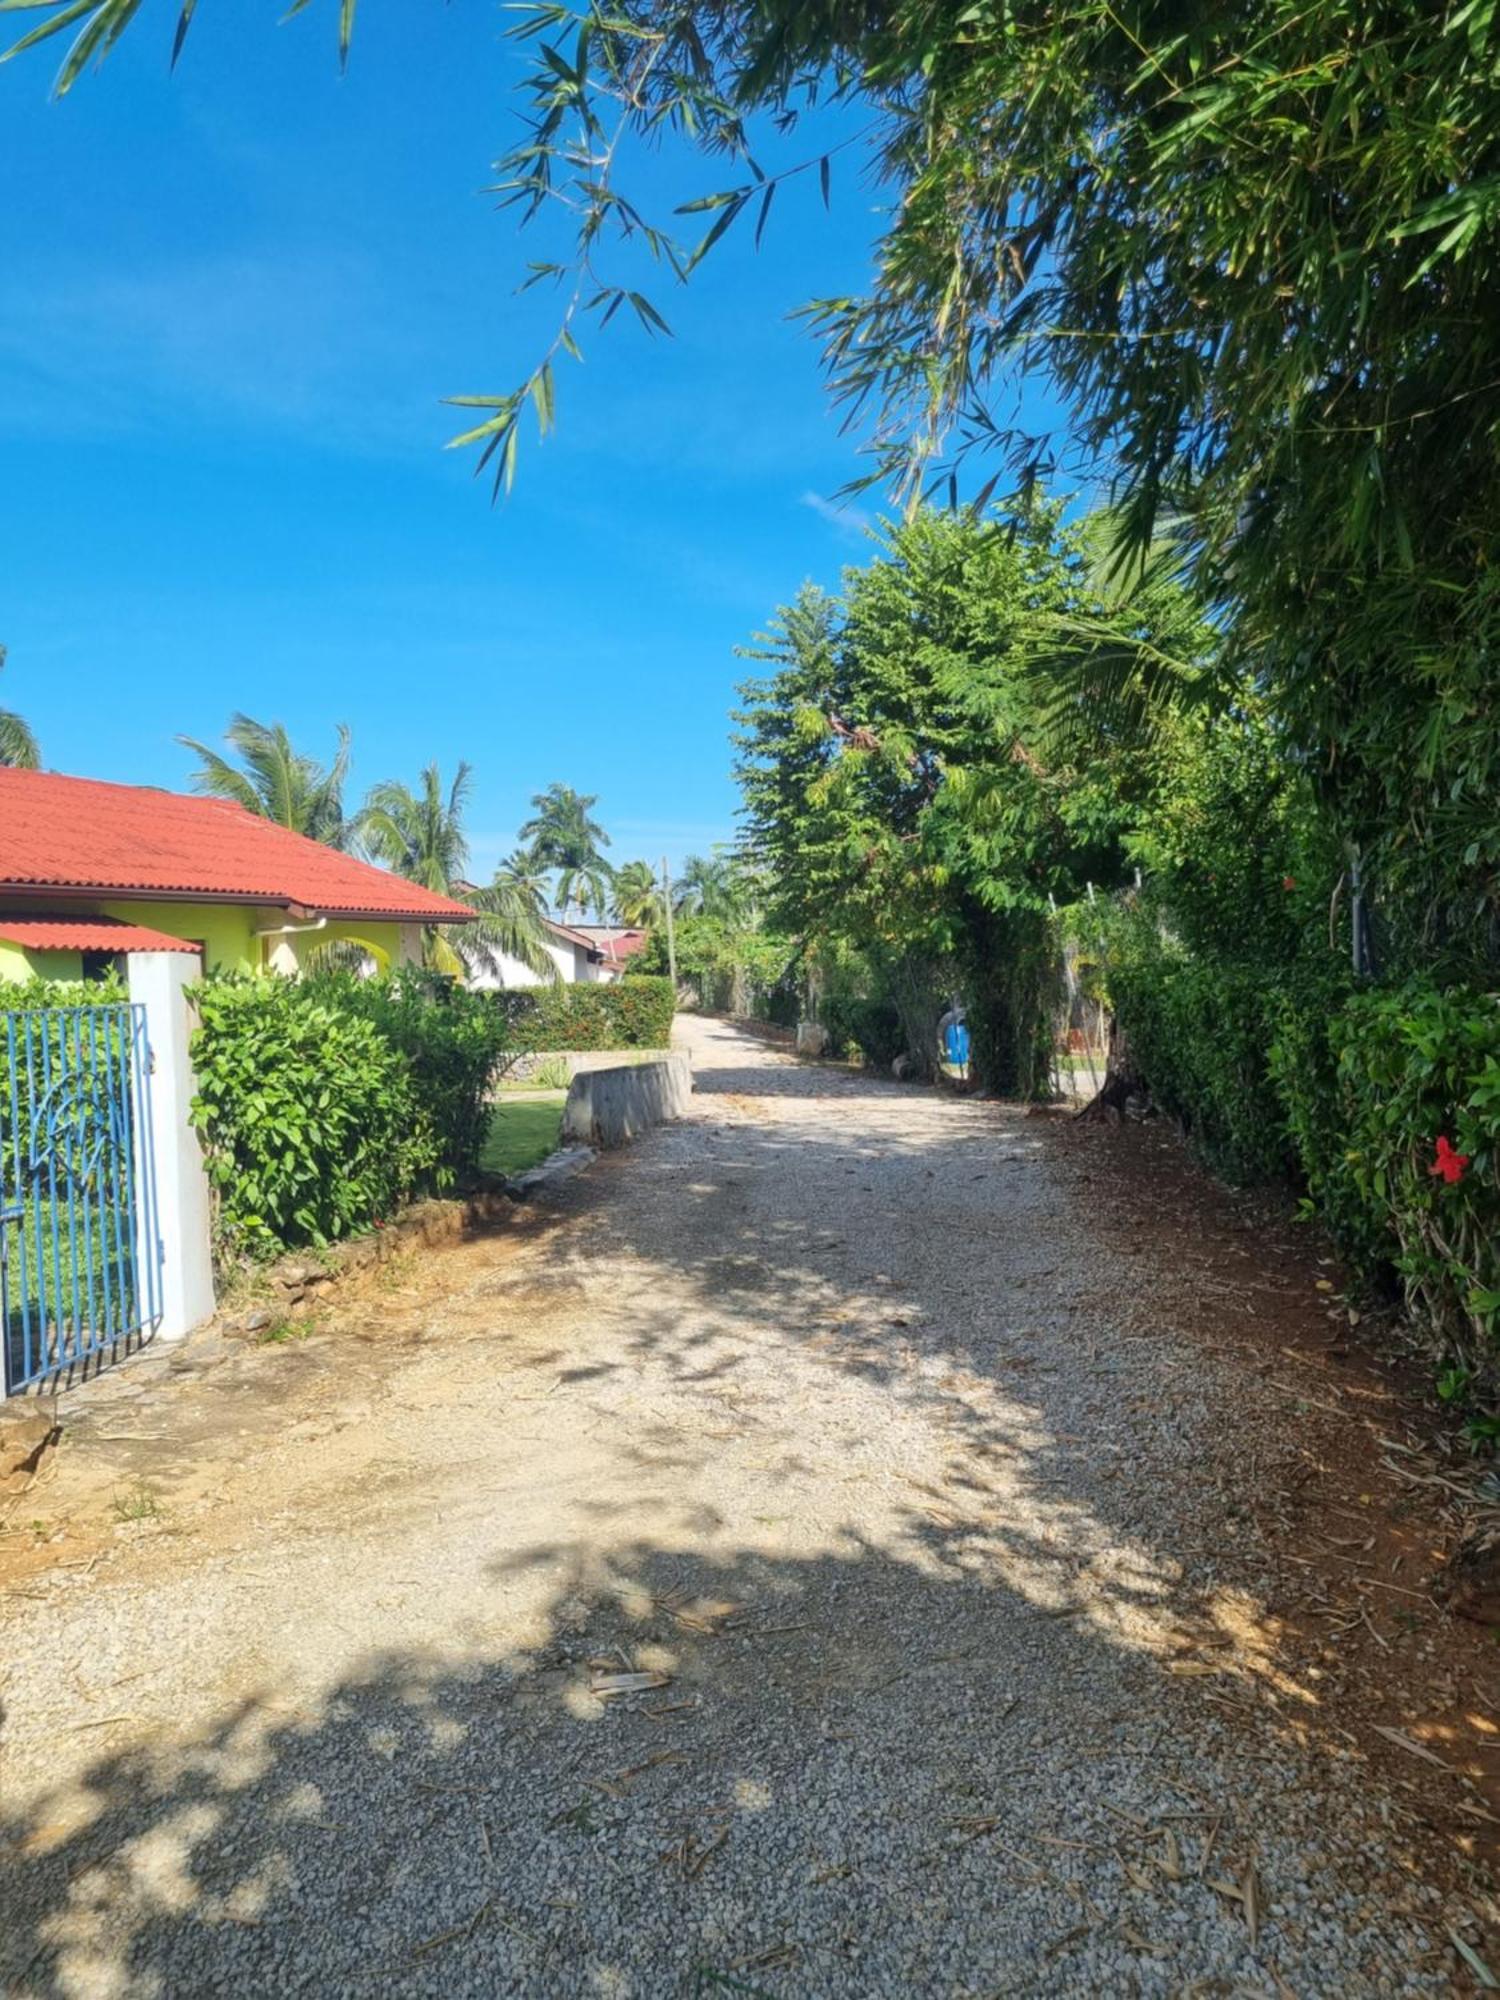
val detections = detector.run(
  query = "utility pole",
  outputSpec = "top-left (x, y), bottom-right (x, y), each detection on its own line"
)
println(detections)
top-left (660, 855), bottom-right (677, 987)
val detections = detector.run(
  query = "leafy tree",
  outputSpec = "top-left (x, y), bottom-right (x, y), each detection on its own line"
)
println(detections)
top-left (736, 506), bottom-right (1213, 1090)
top-left (483, 0), bottom-right (1500, 970)
top-left (466, 874), bottom-right (561, 982)
top-left (31, 0), bottom-right (1500, 966)
top-left (643, 907), bottom-right (800, 1020)
top-left (0, 648), bottom-right (39, 770)
top-left (179, 713), bottom-right (350, 846)
top-left (611, 859), bottom-right (662, 927)
top-left (519, 782), bottom-right (613, 919)
top-left (357, 763), bottom-right (556, 980)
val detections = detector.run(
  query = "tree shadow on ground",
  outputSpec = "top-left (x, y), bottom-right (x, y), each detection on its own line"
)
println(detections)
top-left (0, 1526), bottom-right (1456, 1998)
top-left (0, 1024), bottom-right (1478, 1995)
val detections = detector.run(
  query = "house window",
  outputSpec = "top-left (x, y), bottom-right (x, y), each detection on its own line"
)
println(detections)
top-left (81, 950), bottom-right (125, 984)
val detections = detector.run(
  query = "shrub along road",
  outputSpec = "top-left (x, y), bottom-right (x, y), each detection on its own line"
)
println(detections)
top-left (1, 1017), bottom-right (1494, 1995)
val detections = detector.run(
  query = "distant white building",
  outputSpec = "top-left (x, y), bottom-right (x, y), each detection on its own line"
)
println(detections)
top-left (470, 918), bottom-right (650, 991)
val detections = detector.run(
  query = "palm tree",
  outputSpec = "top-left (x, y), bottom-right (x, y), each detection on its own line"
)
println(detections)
top-left (178, 713), bottom-right (350, 845)
top-left (464, 874), bottom-right (560, 982)
top-left (357, 763), bottom-right (555, 981)
top-left (0, 647), bottom-right (39, 769)
top-left (495, 847), bottom-right (551, 909)
top-left (358, 761), bottom-right (472, 895)
top-left (674, 851), bottom-right (747, 922)
top-left (518, 782), bottom-right (613, 919)
top-left (611, 859), bottom-right (662, 928)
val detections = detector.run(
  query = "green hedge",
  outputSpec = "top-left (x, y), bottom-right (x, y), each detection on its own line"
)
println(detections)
top-left (190, 971), bottom-right (517, 1257)
top-left (494, 975), bottom-right (675, 1052)
top-left (305, 969), bottom-right (511, 1186)
top-left (821, 993), bottom-right (904, 1068)
top-left (1324, 985), bottom-right (1500, 1399)
top-left (1105, 928), bottom-right (1290, 1183)
top-left (1101, 911), bottom-right (1500, 1406)
top-left (191, 978), bottom-right (437, 1255)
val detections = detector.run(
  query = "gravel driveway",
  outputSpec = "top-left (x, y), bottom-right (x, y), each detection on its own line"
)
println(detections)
top-left (0, 1016), bottom-right (1479, 1995)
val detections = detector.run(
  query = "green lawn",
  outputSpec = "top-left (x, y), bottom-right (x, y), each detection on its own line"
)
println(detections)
top-left (481, 1095), bottom-right (566, 1179)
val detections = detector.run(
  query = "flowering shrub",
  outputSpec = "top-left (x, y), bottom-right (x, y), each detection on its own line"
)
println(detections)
top-left (1097, 900), bottom-right (1500, 1395)
top-left (1328, 985), bottom-right (1500, 1379)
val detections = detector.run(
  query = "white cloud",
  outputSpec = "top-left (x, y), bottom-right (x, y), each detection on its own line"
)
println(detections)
top-left (799, 488), bottom-right (872, 542)
top-left (0, 248), bottom-right (448, 458)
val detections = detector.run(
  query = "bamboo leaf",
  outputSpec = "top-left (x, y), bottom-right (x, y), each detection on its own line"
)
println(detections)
top-left (1, 0), bottom-right (96, 67)
top-left (688, 194), bottom-right (746, 270)
top-left (754, 180), bottom-right (775, 250)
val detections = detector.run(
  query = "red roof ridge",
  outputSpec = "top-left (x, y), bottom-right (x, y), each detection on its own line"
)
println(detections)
top-left (0, 765), bottom-right (473, 924)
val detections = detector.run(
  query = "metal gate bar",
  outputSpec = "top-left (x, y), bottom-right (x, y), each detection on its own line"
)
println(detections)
top-left (1, 1002), bottom-right (162, 1395)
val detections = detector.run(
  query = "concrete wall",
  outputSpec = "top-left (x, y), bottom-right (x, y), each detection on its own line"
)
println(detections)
top-left (561, 1053), bottom-right (692, 1150)
top-left (127, 951), bottom-right (216, 1342)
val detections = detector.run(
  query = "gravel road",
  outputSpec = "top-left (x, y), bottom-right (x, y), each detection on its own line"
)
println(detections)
top-left (0, 1016), bottom-right (1479, 1996)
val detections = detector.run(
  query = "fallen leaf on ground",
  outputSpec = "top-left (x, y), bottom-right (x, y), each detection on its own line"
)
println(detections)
top-left (591, 1670), bottom-right (673, 1699)
top-left (1121, 1924), bottom-right (1167, 1956)
top-left (1371, 1725), bottom-right (1451, 1771)
top-left (1450, 1929), bottom-right (1500, 1990)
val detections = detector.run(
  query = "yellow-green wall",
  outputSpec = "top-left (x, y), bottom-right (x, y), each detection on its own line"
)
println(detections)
top-left (0, 903), bottom-right (412, 982)
top-left (0, 940), bottom-right (81, 983)
top-left (100, 900), bottom-right (262, 972)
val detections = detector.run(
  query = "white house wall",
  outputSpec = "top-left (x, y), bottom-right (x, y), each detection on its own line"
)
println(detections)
top-left (466, 936), bottom-right (583, 989)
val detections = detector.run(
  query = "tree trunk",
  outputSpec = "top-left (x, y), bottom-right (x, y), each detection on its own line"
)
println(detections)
top-left (1075, 1014), bottom-right (1145, 1122)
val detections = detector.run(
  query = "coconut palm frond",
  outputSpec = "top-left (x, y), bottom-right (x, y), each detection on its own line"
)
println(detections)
top-left (178, 713), bottom-right (351, 845)
top-left (355, 763), bottom-right (471, 895)
top-left (611, 859), bottom-right (662, 927)
top-left (0, 648), bottom-right (40, 769)
top-left (458, 879), bottom-right (560, 981)
top-left (0, 707), bottom-right (40, 770)
top-left (302, 936), bottom-right (377, 976)
top-left (554, 861), bottom-right (613, 921)
top-left (674, 850), bottom-right (754, 922)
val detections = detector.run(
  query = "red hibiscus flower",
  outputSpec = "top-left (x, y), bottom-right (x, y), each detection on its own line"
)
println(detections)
top-left (1430, 1136), bottom-right (1470, 1186)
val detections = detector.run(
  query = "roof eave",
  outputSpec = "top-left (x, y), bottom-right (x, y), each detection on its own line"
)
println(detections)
top-left (0, 881), bottom-right (473, 924)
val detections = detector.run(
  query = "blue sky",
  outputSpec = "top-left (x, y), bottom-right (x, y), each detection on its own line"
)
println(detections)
top-left (2, 6), bottom-right (1064, 883)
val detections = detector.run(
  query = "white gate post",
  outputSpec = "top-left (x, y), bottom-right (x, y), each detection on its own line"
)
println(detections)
top-left (127, 953), bottom-right (216, 1342)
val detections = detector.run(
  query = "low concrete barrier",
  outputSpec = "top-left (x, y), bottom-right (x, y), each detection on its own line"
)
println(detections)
top-left (562, 1053), bottom-right (692, 1150)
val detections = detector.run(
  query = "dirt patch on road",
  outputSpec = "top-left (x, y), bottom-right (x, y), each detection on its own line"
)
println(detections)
top-left (0, 1204), bottom-right (563, 1595)
top-left (1049, 1111), bottom-right (1500, 1883)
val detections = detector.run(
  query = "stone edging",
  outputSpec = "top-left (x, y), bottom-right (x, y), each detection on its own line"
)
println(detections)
top-left (221, 1190), bottom-right (517, 1336)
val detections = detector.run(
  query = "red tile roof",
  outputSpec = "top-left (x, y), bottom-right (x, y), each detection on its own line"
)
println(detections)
top-left (0, 915), bottom-right (201, 954)
top-left (546, 922), bottom-right (650, 961)
top-left (543, 918), bottom-right (601, 952)
top-left (0, 768), bottom-right (472, 923)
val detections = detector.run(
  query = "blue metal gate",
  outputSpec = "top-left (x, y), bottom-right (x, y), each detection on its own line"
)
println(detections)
top-left (1, 1004), bottom-right (162, 1395)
